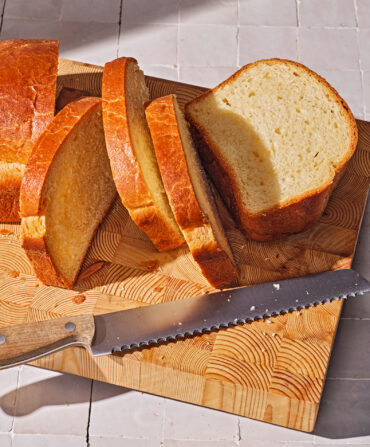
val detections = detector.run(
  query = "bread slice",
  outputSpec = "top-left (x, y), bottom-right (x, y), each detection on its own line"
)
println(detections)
top-left (146, 95), bottom-right (238, 288)
top-left (102, 57), bottom-right (185, 251)
top-left (185, 59), bottom-right (358, 241)
top-left (20, 97), bottom-right (117, 288)
top-left (0, 39), bottom-right (58, 222)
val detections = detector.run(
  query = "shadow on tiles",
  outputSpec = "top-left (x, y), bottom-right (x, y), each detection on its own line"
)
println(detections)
top-left (0, 373), bottom-right (130, 416)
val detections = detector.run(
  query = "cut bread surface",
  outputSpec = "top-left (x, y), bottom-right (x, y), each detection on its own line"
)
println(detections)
top-left (0, 39), bottom-right (58, 222)
top-left (146, 94), bottom-right (238, 288)
top-left (21, 97), bottom-right (117, 288)
top-left (102, 57), bottom-right (184, 251)
top-left (186, 59), bottom-right (358, 240)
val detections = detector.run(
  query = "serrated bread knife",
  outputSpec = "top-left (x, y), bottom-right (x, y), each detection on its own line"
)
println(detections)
top-left (0, 269), bottom-right (369, 370)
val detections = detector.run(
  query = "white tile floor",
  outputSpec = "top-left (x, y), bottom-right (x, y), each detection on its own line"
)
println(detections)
top-left (0, 0), bottom-right (369, 446)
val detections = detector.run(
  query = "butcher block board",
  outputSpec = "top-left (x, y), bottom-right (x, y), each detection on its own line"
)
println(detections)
top-left (0, 59), bottom-right (369, 432)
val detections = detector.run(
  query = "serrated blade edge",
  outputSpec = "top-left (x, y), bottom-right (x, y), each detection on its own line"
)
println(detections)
top-left (91, 269), bottom-right (370, 356)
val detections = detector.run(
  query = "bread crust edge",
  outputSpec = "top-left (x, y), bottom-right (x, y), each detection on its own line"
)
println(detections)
top-left (20, 97), bottom-right (106, 289)
top-left (146, 94), bottom-right (238, 288)
top-left (185, 58), bottom-right (359, 241)
top-left (102, 57), bottom-right (185, 252)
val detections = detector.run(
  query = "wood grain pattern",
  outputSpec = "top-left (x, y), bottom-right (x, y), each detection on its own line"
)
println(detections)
top-left (0, 59), bottom-right (369, 432)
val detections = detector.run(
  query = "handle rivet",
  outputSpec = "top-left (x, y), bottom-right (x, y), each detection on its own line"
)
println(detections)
top-left (0, 334), bottom-right (5, 345)
top-left (65, 322), bottom-right (76, 332)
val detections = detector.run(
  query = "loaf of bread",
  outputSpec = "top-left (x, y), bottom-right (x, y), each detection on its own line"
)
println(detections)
top-left (20, 97), bottom-right (117, 288)
top-left (146, 95), bottom-right (238, 288)
top-left (186, 59), bottom-right (358, 241)
top-left (102, 57), bottom-right (185, 251)
top-left (0, 39), bottom-right (58, 222)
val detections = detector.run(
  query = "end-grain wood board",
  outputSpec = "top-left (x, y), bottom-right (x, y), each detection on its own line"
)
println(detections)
top-left (0, 59), bottom-right (369, 432)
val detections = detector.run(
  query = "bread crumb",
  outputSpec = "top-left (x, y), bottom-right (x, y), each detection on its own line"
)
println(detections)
top-left (72, 294), bottom-right (86, 304)
top-left (266, 319), bottom-right (272, 324)
top-left (261, 348), bottom-right (265, 352)
top-left (273, 283), bottom-right (280, 290)
top-left (272, 333), bottom-right (276, 337)
top-left (8, 270), bottom-right (19, 278)
top-left (263, 332), bottom-right (267, 336)
top-left (296, 311), bottom-right (301, 316)
top-left (250, 305), bottom-right (255, 311)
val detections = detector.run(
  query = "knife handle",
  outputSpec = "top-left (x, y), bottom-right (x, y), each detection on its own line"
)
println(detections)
top-left (0, 314), bottom-right (95, 369)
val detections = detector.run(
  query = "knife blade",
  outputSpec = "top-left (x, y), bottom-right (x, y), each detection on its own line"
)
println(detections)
top-left (0, 269), bottom-right (369, 369)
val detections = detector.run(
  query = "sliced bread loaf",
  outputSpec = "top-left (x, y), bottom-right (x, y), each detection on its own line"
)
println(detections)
top-left (102, 57), bottom-right (185, 251)
top-left (146, 95), bottom-right (238, 288)
top-left (185, 59), bottom-right (358, 241)
top-left (0, 39), bottom-right (58, 222)
top-left (20, 97), bottom-right (117, 288)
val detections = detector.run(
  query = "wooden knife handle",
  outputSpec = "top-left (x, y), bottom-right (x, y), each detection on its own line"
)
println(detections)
top-left (0, 314), bottom-right (95, 369)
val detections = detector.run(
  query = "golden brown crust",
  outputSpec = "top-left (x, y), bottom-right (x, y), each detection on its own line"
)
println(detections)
top-left (186, 58), bottom-right (358, 241)
top-left (0, 39), bottom-right (59, 222)
top-left (145, 95), bottom-right (205, 229)
top-left (102, 57), bottom-right (184, 251)
top-left (0, 163), bottom-right (25, 222)
top-left (146, 94), bottom-right (238, 287)
top-left (20, 97), bottom-right (104, 289)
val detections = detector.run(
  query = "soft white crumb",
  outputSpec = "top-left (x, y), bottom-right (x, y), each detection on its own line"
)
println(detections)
top-left (250, 305), bottom-right (256, 311)
top-left (261, 348), bottom-right (266, 352)
top-left (263, 332), bottom-right (267, 336)
top-left (266, 320), bottom-right (272, 324)
top-left (296, 311), bottom-right (301, 316)
top-left (265, 308), bottom-right (269, 312)
top-left (295, 299), bottom-right (299, 302)
top-left (178, 322), bottom-right (182, 326)
top-left (273, 283), bottom-right (280, 290)
top-left (272, 333), bottom-right (276, 337)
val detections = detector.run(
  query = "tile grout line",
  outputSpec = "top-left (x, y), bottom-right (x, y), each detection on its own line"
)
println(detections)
top-left (161, 397), bottom-right (167, 444)
top-left (236, 0), bottom-right (240, 67)
top-left (295, 0), bottom-right (300, 61)
top-left (177, 0), bottom-right (180, 81)
top-left (353, 0), bottom-right (366, 119)
top-left (85, 379), bottom-right (94, 446)
top-left (9, 365), bottom-right (22, 445)
top-left (116, 0), bottom-right (123, 58)
top-left (0, 0), bottom-right (7, 36)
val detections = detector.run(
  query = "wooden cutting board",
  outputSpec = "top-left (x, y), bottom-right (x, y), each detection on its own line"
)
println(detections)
top-left (0, 59), bottom-right (369, 432)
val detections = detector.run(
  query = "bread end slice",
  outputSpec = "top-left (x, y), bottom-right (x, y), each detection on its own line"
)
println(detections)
top-left (186, 59), bottom-right (358, 241)
top-left (102, 57), bottom-right (185, 251)
top-left (20, 97), bottom-right (117, 288)
top-left (0, 39), bottom-right (59, 223)
top-left (146, 94), bottom-right (238, 288)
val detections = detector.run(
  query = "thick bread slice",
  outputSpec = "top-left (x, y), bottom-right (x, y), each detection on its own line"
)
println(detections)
top-left (0, 39), bottom-right (58, 222)
top-left (102, 57), bottom-right (185, 251)
top-left (20, 97), bottom-right (117, 288)
top-left (146, 95), bottom-right (238, 288)
top-left (185, 59), bottom-right (358, 241)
